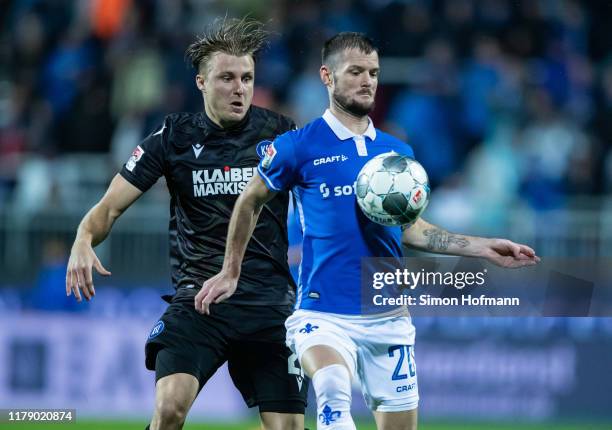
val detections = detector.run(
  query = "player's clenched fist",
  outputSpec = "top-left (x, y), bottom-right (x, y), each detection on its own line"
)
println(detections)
top-left (195, 272), bottom-right (238, 315)
top-left (65, 240), bottom-right (111, 302)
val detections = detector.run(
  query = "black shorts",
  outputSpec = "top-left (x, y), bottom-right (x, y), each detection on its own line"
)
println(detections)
top-left (145, 288), bottom-right (308, 414)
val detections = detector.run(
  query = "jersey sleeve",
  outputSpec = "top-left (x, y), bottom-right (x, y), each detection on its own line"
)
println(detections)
top-left (257, 132), bottom-right (298, 192)
top-left (119, 119), bottom-right (168, 192)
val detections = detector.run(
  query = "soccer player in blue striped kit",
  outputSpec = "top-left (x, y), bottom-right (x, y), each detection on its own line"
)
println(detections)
top-left (196, 33), bottom-right (540, 430)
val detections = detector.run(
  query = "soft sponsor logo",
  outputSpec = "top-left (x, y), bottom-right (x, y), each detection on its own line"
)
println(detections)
top-left (126, 145), bottom-right (145, 172)
top-left (319, 182), bottom-right (356, 199)
top-left (313, 155), bottom-right (348, 166)
top-left (261, 143), bottom-right (277, 169)
top-left (192, 166), bottom-right (257, 197)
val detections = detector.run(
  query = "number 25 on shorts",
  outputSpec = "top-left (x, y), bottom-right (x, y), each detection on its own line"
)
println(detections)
top-left (388, 345), bottom-right (416, 380)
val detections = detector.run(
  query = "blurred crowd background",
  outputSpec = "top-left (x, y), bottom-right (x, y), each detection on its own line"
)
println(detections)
top-left (1, 0), bottom-right (612, 425)
top-left (2, 0), bottom-right (612, 211)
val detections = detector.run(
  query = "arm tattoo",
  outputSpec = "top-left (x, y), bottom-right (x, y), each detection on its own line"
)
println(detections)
top-left (423, 229), bottom-right (469, 251)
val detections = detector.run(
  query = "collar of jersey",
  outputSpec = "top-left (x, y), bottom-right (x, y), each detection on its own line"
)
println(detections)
top-left (198, 108), bottom-right (252, 135)
top-left (322, 109), bottom-right (376, 141)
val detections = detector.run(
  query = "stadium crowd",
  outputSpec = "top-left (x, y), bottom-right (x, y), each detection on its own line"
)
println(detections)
top-left (1, 0), bottom-right (611, 219)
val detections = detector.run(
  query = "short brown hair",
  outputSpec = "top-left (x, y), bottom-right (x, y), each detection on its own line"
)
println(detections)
top-left (185, 17), bottom-right (269, 74)
top-left (322, 32), bottom-right (378, 68)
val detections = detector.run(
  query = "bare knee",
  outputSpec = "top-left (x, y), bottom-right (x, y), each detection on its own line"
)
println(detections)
top-left (301, 344), bottom-right (349, 377)
top-left (155, 399), bottom-right (189, 428)
top-left (150, 373), bottom-right (198, 430)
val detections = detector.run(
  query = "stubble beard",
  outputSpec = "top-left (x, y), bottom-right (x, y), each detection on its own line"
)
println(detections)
top-left (333, 88), bottom-right (375, 117)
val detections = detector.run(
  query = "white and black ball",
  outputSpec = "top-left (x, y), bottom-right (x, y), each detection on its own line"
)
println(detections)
top-left (356, 152), bottom-right (430, 226)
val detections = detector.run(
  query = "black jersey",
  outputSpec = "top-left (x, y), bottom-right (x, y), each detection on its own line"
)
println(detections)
top-left (119, 106), bottom-right (296, 306)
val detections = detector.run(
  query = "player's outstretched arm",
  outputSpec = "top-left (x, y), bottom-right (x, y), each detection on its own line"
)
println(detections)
top-left (195, 173), bottom-right (277, 315)
top-left (66, 174), bottom-right (143, 302)
top-left (402, 218), bottom-right (540, 268)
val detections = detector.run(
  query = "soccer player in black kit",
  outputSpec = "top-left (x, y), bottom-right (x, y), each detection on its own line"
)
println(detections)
top-left (65, 19), bottom-right (308, 430)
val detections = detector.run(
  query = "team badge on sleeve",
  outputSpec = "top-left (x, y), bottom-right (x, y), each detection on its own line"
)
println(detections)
top-left (256, 140), bottom-right (272, 159)
top-left (126, 145), bottom-right (145, 172)
top-left (148, 320), bottom-right (164, 339)
top-left (261, 142), bottom-right (277, 169)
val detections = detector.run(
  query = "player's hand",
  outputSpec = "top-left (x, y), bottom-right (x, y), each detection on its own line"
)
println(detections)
top-left (195, 271), bottom-right (238, 315)
top-left (480, 238), bottom-right (540, 268)
top-left (65, 240), bottom-right (111, 302)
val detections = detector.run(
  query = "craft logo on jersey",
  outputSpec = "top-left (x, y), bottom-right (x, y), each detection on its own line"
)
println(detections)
top-left (126, 145), bottom-right (145, 172)
top-left (313, 154), bottom-right (348, 166)
top-left (261, 142), bottom-right (277, 169)
top-left (192, 166), bottom-right (257, 197)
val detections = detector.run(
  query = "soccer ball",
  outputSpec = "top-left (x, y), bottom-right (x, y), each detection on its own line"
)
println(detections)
top-left (356, 152), bottom-right (429, 226)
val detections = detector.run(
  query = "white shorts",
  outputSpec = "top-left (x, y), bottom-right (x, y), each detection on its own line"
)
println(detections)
top-left (285, 309), bottom-right (419, 412)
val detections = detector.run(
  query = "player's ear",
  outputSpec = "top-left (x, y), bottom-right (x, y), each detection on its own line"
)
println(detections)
top-left (320, 65), bottom-right (333, 87)
top-left (196, 74), bottom-right (206, 93)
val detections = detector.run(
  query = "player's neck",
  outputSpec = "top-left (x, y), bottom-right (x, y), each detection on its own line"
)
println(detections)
top-left (329, 105), bottom-right (370, 135)
top-left (204, 104), bottom-right (223, 128)
top-left (203, 104), bottom-right (248, 130)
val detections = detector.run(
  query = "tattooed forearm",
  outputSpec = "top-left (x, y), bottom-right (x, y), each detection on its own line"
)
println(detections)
top-left (423, 229), bottom-right (469, 251)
